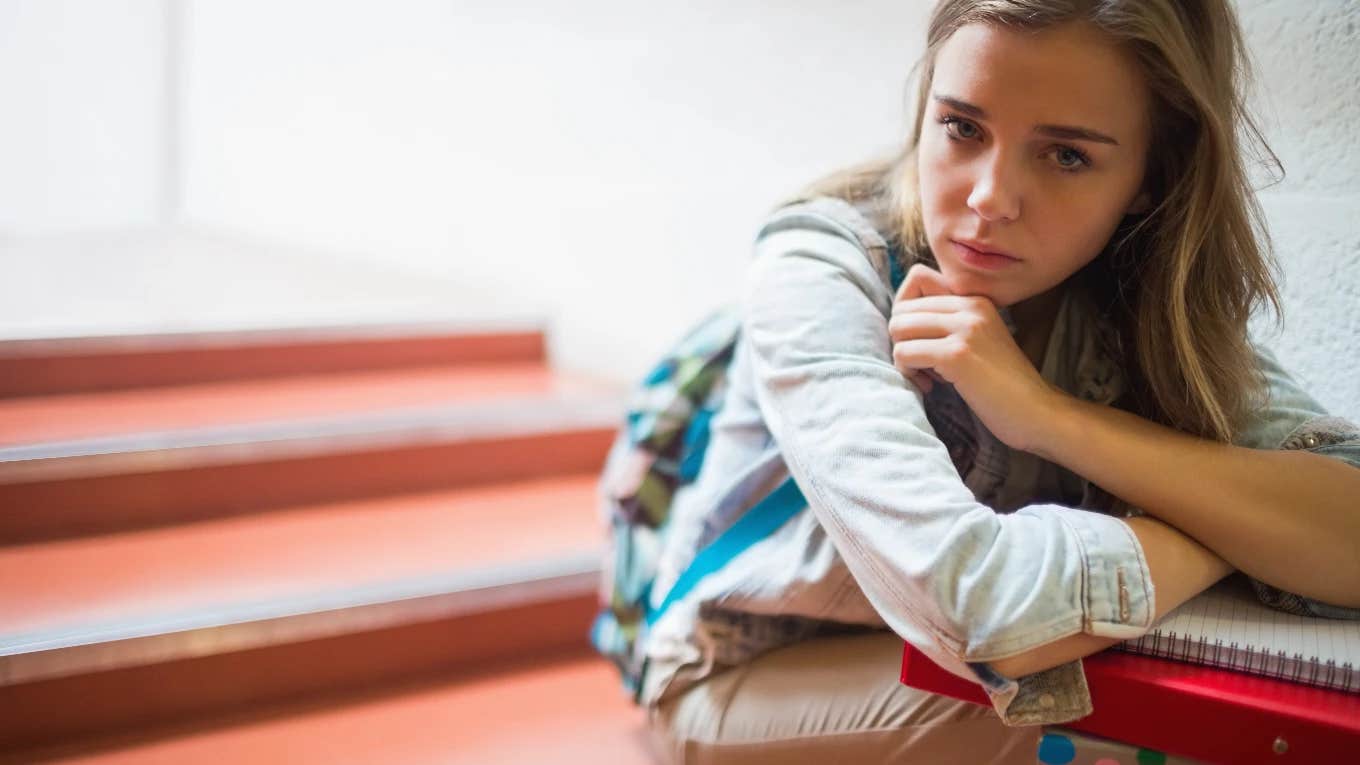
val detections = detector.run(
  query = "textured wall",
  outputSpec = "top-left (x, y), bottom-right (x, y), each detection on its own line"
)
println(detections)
top-left (1239, 0), bottom-right (1360, 421)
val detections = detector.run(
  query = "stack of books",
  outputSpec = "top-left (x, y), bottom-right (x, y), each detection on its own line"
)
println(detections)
top-left (899, 575), bottom-right (1360, 763)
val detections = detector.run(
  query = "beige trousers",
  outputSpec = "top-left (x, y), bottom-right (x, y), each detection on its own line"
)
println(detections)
top-left (646, 631), bottom-right (1043, 764)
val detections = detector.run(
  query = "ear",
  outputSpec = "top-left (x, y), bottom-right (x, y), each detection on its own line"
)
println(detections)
top-left (1125, 189), bottom-right (1152, 215)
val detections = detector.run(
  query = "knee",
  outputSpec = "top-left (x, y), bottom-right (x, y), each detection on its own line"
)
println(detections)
top-left (645, 688), bottom-right (723, 765)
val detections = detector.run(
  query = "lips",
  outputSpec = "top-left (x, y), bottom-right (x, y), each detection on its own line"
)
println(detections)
top-left (950, 240), bottom-right (1021, 272)
top-left (952, 239), bottom-right (1018, 261)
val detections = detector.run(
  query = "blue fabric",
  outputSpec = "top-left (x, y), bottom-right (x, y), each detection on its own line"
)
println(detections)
top-left (678, 408), bottom-right (714, 481)
top-left (647, 476), bottom-right (807, 626)
top-left (643, 358), bottom-right (674, 386)
top-left (888, 242), bottom-right (905, 292)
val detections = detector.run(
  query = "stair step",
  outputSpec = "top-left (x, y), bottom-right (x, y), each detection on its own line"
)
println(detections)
top-left (0, 322), bottom-right (548, 398)
top-left (0, 362), bottom-right (612, 449)
top-left (0, 591), bottom-right (608, 757)
top-left (0, 474), bottom-right (604, 684)
top-left (5, 652), bottom-right (652, 765)
top-left (0, 381), bottom-right (622, 544)
top-left (0, 474), bottom-right (620, 754)
top-left (0, 323), bottom-right (641, 758)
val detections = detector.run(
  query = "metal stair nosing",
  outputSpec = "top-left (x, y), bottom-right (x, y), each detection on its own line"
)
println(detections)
top-left (0, 552), bottom-right (608, 755)
top-left (0, 393), bottom-right (622, 544)
top-left (0, 320), bottom-right (551, 398)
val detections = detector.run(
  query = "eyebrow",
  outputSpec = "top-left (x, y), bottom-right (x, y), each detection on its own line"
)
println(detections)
top-left (932, 94), bottom-right (1121, 146)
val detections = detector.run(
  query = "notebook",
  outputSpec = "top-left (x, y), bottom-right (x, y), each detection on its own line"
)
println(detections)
top-left (1111, 573), bottom-right (1360, 693)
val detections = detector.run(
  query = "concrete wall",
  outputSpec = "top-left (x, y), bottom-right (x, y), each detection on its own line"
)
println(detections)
top-left (1238, 0), bottom-right (1360, 419)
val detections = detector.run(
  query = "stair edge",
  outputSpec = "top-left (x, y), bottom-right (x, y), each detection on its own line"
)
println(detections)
top-left (0, 551), bottom-right (603, 686)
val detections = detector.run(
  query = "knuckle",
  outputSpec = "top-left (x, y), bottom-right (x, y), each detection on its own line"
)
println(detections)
top-left (892, 343), bottom-right (914, 368)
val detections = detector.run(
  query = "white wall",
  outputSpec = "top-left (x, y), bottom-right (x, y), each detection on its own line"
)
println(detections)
top-left (1239, 0), bottom-right (1360, 420)
top-left (0, 0), bottom-right (170, 232)
top-left (2, 0), bottom-right (1356, 419)
top-left (180, 0), bottom-right (926, 382)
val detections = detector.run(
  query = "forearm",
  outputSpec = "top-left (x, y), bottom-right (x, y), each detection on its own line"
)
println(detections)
top-left (991, 515), bottom-right (1232, 678)
top-left (1029, 391), bottom-right (1360, 607)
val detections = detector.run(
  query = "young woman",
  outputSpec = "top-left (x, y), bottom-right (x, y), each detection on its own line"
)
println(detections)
top-left (637, 1), bottom-right (1360, 761)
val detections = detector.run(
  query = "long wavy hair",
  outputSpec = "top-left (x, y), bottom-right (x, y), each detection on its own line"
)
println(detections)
top-left (792, 0), bottom-right (1282, 443)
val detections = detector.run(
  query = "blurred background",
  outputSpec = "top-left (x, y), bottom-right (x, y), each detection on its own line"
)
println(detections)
top-left (0, 1), bottom-right (1356, 762)
top-left (0, 0), bottom-right (926, 383)
top-left (1, 0), bottom-right (1356, 403)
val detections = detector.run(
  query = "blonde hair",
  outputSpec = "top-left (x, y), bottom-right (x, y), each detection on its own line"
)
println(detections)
top-left (791, 0), bottom-right (1282, 443)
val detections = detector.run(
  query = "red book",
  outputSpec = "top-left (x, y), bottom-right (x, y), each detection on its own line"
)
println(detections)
top-left (900, 642), bottom-right (1360, 764)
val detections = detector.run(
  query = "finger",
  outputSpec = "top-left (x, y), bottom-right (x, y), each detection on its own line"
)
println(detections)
top-left (906, 370), bottom-right (934, 395)
top-left (892, 338), bottom-right (961, 379)
top-left (888, 310), bottom-right (968, 342)
top-left (897, 263), bottom-right (954, 301)
top-left (892, 294), bottom-right (979, 316)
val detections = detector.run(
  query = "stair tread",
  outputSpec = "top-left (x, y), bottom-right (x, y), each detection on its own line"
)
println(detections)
top-left (0, 362), bottom-right (620, 449)
top-left (23, 654), bottom-right (653, 765)
top-left (0, 474), bottom-right (604, 645)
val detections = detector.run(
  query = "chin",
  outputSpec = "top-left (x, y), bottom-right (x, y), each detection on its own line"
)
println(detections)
top-left (936, 266), bottom-right (1017, 307)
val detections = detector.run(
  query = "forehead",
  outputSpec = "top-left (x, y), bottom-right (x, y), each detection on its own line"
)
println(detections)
top-left (933, 21), bottom-right (1150, 145)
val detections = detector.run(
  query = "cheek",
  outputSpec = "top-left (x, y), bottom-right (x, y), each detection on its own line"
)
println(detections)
top-left (1036, 190), bottom-right (1129, 263)
top-left (916, 142), bottom-right (964, 224)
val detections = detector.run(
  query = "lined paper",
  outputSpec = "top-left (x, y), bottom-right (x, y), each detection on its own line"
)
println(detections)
top-left (1117, 574), bottom-right (1360, 693)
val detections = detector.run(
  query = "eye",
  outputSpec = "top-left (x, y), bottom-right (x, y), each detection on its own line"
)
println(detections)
top-left (938, 115), bottom-right (981, 141)
top-left (1049, 145), bottom-right (1092, 173)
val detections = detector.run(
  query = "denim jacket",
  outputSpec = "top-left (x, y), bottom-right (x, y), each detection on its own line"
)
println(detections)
top-left (638, 196), bottom-right (1360, 726)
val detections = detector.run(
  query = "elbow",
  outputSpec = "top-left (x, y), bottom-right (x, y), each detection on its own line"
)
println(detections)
top-left (987, 650), bottom-right (1045, 680)
top-left (986, 631), bottom-right (1125, 680)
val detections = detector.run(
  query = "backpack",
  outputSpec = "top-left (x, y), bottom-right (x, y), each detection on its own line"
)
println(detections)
top-left (590, 234), bottom-right (905, 702)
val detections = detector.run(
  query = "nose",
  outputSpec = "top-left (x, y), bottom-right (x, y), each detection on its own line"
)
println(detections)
top-left (966, 152), bottom-right (1021, 223)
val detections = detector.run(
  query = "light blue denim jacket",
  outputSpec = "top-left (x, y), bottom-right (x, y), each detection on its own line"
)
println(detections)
top-left (638, 196), bottom-right (1360, 726)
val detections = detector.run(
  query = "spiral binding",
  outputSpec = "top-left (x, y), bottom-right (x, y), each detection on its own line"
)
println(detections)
top-left (1112, 629), bottom-right (1359, 693)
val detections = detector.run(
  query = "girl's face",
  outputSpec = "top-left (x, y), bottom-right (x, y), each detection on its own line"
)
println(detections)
top-left (917, 21), bottom-right (1153, 308)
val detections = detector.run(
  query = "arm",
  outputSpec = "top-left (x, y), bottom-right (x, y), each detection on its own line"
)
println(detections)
top-left (991, 515), bottom-right (1232, 677)
top-left (1027, 386), bottom-right (1360, 608)
top-left (745, 200), bottom-right (1155, 679)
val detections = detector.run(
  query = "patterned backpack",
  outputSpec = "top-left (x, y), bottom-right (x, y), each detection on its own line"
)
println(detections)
top-left (589, 307), bottom-right (743, 700)
top-left (590, 230), bottom-right (905, 701)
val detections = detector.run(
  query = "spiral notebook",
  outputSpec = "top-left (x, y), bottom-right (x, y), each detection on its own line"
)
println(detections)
top-left (1112, 574), bottom-right (1360, 693)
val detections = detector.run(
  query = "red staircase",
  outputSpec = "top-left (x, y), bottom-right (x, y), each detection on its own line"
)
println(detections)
top-left (0, 323), bottom-right (656, 763)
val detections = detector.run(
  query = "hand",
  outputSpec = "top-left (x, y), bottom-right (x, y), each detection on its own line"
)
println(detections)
top-left (888, 264), bottom-right (1064, 452)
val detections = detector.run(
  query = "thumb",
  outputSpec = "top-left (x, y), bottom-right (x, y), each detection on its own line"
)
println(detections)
top-left (896, 262), bottom-right (954, 301)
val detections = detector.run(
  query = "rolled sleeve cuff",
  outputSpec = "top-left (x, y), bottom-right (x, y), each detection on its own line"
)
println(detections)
top-left (1279, 414), bottom-right (1360, 468)
top-left (958, 507), bottom-right (1156, 726)
top-left (1054, 508), bottom-right (1156, 639)
top-left (1251, 414), bottom-right (1360, 619)
top-left (973, 659), bottom-right (1095, 726)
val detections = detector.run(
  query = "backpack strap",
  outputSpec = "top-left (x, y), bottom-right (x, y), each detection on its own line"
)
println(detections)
top-left (646, 476), bottom-right (806, 626)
